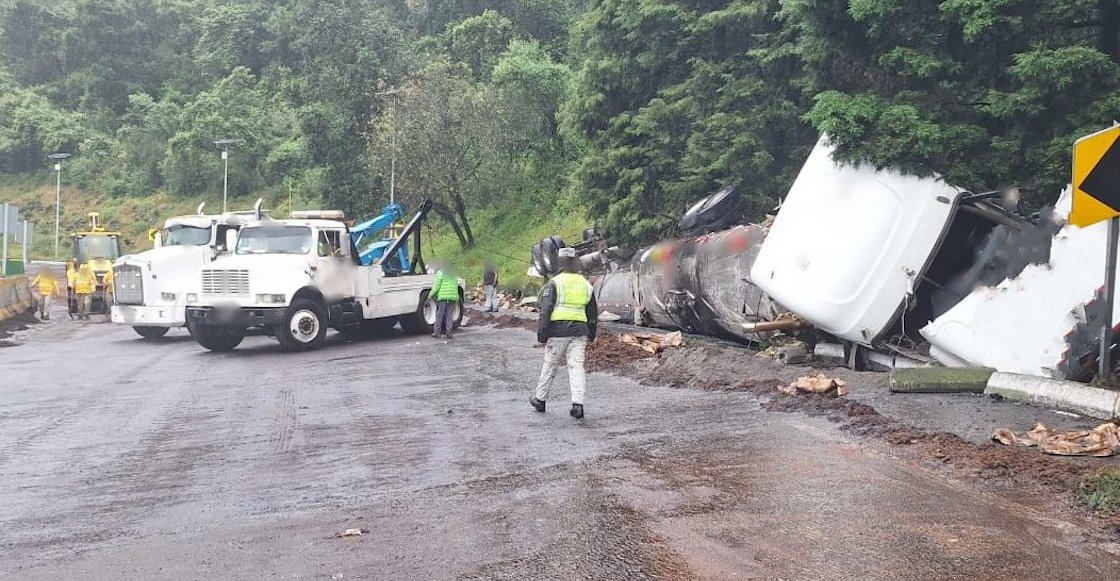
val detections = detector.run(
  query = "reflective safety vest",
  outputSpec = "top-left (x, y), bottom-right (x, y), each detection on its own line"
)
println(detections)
top-left (549, 272), bottom-right (592, 323)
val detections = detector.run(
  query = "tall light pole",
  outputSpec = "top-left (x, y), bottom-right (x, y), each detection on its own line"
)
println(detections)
top-left (375, 89), bottom-right (401, 205)
top-left (214, 139), bottom-right (242, 213)
top-left (48, 153), bottom-right (71, 260)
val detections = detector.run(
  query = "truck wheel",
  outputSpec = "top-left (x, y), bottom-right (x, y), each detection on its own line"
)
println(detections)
top-left (189, 320), bottom-right (244, 352)
top-left (400, 290), bottom-right (436, 334)
top-left (133, 326), bottom-right (169, 340)
top-left (275, 299), bottom-right (329, 352)
top-left (452, 292), bottom-right (464, 329)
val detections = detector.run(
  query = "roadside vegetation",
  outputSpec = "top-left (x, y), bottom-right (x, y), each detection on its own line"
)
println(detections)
top-left (1079, 469), bottom-right (1120, 515)
top-left (0, 0), bottom-right (1116, 260)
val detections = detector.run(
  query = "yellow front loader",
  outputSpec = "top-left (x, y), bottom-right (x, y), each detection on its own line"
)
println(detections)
top-left (67, 212), bottom-right (122, 318)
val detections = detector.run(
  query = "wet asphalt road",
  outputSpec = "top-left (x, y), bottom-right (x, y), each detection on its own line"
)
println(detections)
top-left (1, 312), bottom-right (1118, 580)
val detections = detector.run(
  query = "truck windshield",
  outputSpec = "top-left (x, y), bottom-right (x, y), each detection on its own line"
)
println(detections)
top-left (76, 235), bottom-right (121, 262)
top-left (164, 225), bottom-right (212, 246)
top-left (236, 226), bottom-right (312, 255)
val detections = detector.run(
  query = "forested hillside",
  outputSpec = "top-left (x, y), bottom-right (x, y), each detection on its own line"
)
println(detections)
top-left (1, 0), bottom-right (1117, 256)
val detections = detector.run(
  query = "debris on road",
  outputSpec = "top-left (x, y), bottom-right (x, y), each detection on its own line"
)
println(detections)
top-left (336, 528), bottom-right (367, 538)
top-left (618, 330), bottom-right (683, 353)
top-left (779, 373), bottom-right (849, 397)
top-left (586, 332), bottom-right (658, 371)
top-left (992, 423), bottom-right (1120, 457)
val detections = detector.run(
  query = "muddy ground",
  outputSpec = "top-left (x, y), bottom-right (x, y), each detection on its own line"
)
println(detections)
top-left (475, 310), bottom-right (1120, 535)
top-left (1, 305), bottom-right (1118, 580)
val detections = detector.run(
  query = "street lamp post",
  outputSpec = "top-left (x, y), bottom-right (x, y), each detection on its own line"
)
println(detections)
top-left (48, 153), bottom-right (71, 260)
top-left (214, 139), bottom-right (242, 213)
top-left (375, 89), bottom-right (402, 205)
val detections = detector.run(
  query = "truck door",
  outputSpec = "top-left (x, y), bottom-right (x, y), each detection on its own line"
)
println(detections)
top-left (315, 228), bottom-right (355, 301)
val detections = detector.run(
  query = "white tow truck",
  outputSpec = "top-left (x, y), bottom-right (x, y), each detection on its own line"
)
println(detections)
top-left (111, 204), bottom-right (258, 339)
top-left (184, 199), bottom-right (464, 352)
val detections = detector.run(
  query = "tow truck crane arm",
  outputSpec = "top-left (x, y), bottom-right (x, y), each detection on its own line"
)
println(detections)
top-left (351, 203), bottom-right (405, 266)
top-left (381, 199), bottom-right (433, 275)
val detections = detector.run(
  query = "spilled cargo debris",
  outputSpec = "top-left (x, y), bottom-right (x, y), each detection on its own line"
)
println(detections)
top-left (618, 330), bottom-right (683, 353)
top-left (779, 374), bottom-right (849, 397)
top-left (992, 423), bottom-right (1120, 457)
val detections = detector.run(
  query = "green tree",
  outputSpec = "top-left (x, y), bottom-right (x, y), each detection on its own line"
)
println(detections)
top-left (566, 0), bottom-right (813, 248)
top-left (787, 0), bottom-right (1120, 198)
top-left (373, 62), bottom-right (512, 248)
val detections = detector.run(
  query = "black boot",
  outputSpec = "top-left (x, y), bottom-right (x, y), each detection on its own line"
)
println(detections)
top-left (569, 404), bottom-right (584, 419)
top-left (529, 396), bottom-right (546, 413)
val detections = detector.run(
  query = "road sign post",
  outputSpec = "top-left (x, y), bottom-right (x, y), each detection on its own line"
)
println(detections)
top-left (1070, 123), bottom-right (1120, 380)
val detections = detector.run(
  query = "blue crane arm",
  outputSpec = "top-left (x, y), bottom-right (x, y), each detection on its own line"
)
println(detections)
top-left (352, 204), bottom-right (405, 266)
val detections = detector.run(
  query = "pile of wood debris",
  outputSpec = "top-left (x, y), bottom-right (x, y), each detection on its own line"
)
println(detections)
top-left (778, 374), bottom-right (849, 396)
top-left (992, 422), bottom-right (1120, 457)
top-left (467, 285), bottom-right (538, 312)
top-left (617, 331), bottom-right (684, 353)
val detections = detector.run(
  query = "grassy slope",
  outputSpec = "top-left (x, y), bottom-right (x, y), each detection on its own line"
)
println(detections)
top-left (0, 174), bottom-right (311, 260)
top-left (423, 198), bottom-right (588, 294)
top-left (1, 175), bottom-right (578, 292)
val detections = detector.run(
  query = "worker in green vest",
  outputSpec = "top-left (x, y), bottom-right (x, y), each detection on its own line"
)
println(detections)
top-left (430, 262), bottom-right (460, 339)
top-left (531, 247), bottom-right (598, 419)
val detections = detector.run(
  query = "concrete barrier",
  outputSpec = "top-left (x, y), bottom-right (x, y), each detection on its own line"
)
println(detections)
top-left (985, 372), bottom-right (1120, 421)
top-left (0, 275), bottom-right (33, 321)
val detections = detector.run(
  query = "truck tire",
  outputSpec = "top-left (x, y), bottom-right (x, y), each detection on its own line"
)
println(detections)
top-left (275, 299), bottom-right (329, 352)
top-left (133, 326), bottom-right (169, 339)
top-left (400, 290), bottom-right (436, 334)
top-left (189, 320), bottom-right (245, 352)
top-left (453, 291), bottom-right (465, 329)
top-left (678, 186), bottom-right (741, 235)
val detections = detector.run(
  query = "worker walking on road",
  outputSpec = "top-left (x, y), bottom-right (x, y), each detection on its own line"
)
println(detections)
top-left (431, 262), bottom-right (459, 339)
top-left (483, 261), bottom-right (500, 312)
top-left (531, 247), bottom-right (598, 419)
top-left (73, 263), bottom-right (97, 320)
top-left (29, 267), bottom-right (62, 320)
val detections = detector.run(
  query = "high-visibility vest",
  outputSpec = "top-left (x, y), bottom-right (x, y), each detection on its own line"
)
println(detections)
top-left (74, 270), bottom-right (97, 294)
top-left (549, 272), bottom-right (592, 323)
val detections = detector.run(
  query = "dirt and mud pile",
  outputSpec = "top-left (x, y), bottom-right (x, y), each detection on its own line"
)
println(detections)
top-left (480, 311), bottom-right (1119, 530)
top-left (0, 308), bottom-right (37, 347)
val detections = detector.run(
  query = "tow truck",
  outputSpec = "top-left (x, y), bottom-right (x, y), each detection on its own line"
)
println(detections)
top-left (185, 199), bottom-right (464, 352)
top-left (110, 202), bottom-right (260, 339)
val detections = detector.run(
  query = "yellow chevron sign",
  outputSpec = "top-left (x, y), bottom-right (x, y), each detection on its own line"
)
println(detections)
top-left (1070, 124), bottom-right (1120, 228)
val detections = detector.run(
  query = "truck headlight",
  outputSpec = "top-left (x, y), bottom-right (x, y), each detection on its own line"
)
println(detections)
top-left (161, 292), bottom-right (176, 301)
top-left (186, 293), bottom-right (198, 304)
top-left (256, 294), bottom-right (286, 304)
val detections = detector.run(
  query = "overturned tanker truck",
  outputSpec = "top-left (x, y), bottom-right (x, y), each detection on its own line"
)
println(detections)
top-left (535, 135), bottom-right (1106, 380)
top-left (533, 185), bottom-right (803, 345)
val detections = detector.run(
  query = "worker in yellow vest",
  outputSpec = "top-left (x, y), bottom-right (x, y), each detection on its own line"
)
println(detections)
top-left (29, 267), bottom-right (63, 320)
top-left (73, 263), bottom-right (97, 320)
top-left (532, 247), bottom-right (598, 419)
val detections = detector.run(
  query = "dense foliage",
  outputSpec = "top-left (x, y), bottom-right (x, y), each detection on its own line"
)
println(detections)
top-left (1, 0), bottom-right (1116, 250)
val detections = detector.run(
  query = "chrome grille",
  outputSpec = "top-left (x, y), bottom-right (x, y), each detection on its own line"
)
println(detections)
top-left (201, 269), bottom-right (250, 296)
top-left (114, 265), bottom-right (144, 305)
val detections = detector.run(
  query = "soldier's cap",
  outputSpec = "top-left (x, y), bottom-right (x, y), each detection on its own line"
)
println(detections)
top-left (558, 247), bottom-right (576, 258)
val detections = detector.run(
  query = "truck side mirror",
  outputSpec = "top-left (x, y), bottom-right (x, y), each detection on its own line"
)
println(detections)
top-left (226, 229), bottom-right (238, 252)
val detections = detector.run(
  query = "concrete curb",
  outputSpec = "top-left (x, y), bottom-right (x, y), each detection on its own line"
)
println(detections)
top-left (890, 367), bottom-right (994, 393)
top-left (984, 372), bottom-right (1120, 421)
top-left (0, 276), bottom-right (33, 321)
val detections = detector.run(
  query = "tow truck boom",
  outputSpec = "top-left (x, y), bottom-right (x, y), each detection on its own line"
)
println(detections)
top-left (352, 203), bottom-right (405, 266)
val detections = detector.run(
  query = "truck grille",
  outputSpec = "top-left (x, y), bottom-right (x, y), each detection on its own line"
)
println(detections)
top-left (202, 269), bottom-right (250, 296)
top-left (114, 265), bottom-right (144, 305)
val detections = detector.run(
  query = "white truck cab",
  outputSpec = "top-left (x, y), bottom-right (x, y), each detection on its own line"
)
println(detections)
top-left (111, 207), bottom-right (255, 338)
top-left (185, 202), bottom-right (463, 352)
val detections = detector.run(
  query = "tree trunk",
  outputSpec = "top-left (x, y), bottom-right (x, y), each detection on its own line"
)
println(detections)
top-left (1101, 0), bottom-right (1120, 61)
top-left (432, 202), bottom-right (469, 249)
top-left (449, 189), bottom-right (475, 247)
